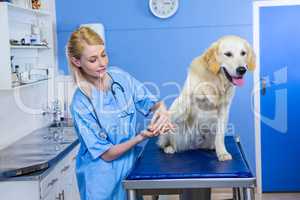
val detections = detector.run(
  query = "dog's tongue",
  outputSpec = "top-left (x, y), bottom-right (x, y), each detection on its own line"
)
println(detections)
top-left (232, 77), bottom-right (244, 86)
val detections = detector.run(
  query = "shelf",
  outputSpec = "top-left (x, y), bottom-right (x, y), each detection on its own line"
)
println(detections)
top-left (11, 45), bottom-right (51, 49)
top-left (12, 77), bottom-right (52, 89)
top-left (0, 1), bottom-right (55, 90)
top-left (7, 2), bottom-right (50, 16)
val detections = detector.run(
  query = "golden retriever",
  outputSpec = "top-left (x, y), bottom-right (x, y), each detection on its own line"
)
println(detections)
top-left (158, 35), bottom-right (256, 161)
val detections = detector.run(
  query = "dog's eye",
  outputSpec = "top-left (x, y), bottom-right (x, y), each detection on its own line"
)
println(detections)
top-left (224, 52), bottom-right (233, 57)
top-left (241, 51), bottom-right (247, 56)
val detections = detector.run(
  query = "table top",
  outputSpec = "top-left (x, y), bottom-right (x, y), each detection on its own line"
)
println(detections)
top-left (127, 136), bottom-right (253, 181)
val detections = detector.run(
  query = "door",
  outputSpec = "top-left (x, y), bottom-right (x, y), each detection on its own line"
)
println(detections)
top-left (257, 2), bottom-right (300, 192)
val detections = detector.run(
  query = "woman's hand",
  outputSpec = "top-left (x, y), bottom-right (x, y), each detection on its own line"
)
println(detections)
top-left (139, 129), bottom-right (159, 139)
top-left (148, 101), bottom-right (175, 134)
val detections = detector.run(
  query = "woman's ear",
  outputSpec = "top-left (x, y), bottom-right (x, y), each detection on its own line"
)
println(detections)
top-left (203, 42), bottom-right (220, 74)
top-left (70, 57), bottom-right (81, 68)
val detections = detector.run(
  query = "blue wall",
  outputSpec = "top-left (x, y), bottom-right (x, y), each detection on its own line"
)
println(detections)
top-left (56, 0), bottom-right (256, 174)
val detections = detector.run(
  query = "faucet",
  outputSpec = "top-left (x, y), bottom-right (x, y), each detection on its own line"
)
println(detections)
top-left (52, 100), bottom-right (62, 126)
top-left (42, 100), bottom-right (64, 142)
top-left (42, 100), bottom-right (62, 127)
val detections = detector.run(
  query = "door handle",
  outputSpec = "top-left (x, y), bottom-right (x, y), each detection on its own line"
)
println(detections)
top-left (261, 78), bottom-right (267, 96)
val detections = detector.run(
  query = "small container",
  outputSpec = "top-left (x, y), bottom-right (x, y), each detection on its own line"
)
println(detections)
top-left (20, 71), bottom-right (29, 82)
top-left (30, 24), bottom-right (41, 45)
top-left (21, 35), bottom-right (31, 45)
top-left (31, 24), bottom-right (40, 35)
top-left (11, 73), bottom-right (17, 82)
top-left (32, 0), bottom-right (41, 9)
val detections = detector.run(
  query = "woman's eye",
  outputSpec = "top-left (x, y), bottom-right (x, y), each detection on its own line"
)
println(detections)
top-left (241, 51), bottom-right (247, 56)
top-left (224, 52), bottom-right (233, 57)
top-left (89, 59), bottom-right (96, 63)
top-left (101, 53), bottom-right (107, 57)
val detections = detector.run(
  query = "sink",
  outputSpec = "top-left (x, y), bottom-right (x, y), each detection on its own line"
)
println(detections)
top-left (48, 120), bottom-right (73, 128)
top-left (0, 123), bottom-right (78, 177)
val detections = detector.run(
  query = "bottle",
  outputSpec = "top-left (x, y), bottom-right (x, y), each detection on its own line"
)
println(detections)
top-left (31, 23), bottom-right (41, 45)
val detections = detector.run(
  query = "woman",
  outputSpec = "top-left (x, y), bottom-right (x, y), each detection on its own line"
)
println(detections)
top-left (67, 27), bottom-right (173, 200)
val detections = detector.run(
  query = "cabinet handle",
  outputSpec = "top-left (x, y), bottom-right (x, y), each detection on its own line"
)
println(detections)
top-left (62, 190), bottom-right (65, 200)
top-left (56, 190), bottom-right (64, 200)
top-left (55, 194), bottom-right (61, 200)
top-left (61, 165), bottom-right (70, 173)
top-left (47, 178), bottom-right (58, 188)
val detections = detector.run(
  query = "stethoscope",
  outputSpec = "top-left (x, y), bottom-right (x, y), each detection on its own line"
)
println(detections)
top-left (80, 72), bottom-right (130, 139)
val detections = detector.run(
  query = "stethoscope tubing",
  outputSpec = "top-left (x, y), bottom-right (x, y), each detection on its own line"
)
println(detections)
top-left (80, 72), bottom-right (126, 129)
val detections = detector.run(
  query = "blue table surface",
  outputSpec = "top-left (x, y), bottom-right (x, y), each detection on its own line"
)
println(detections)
top-left (127, 136), bottom-right (253, 180)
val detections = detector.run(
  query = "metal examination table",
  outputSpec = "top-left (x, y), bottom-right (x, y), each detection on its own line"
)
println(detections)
top-left (123, 136), bottom-right (256, 200)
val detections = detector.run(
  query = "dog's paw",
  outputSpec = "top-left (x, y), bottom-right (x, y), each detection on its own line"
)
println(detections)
top-left (164, 146), bottom-right (175, 154)
top-left (217, 152), bottom-right (232, 161)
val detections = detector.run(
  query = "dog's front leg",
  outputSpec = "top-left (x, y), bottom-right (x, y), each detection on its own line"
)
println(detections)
top-left (215, 104), bottom-right (232, 161)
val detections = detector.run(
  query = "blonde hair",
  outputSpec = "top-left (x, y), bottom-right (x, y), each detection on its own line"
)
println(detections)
top-left (66, 26), bottom-right (104, 97)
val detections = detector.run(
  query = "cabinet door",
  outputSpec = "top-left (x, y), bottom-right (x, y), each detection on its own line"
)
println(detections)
top-left (40, 168), bottom-right (60, 199)
top-left (259, 5), bottom-right (300, 192)
top-left (59, 146), bottom-right (80, 200)
top-left (41, 180), bottom-right (59, 200)
top-left (70, 152), bottom-right (80, 200)
top-left (59, 163), bottom-right (73, 200)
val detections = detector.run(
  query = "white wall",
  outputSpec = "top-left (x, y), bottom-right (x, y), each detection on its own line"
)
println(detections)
top-left (0, 0), bottom-right (73, 150)
top-left (0, 76), bottom-right (77, 150)
top-left (0, 83), bottom-right (51, 149)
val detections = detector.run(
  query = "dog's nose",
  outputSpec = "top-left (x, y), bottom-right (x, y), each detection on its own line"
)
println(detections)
top-left (236, 66), bottom-right (247, 75)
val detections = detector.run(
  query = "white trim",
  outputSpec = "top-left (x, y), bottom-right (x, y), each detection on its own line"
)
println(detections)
top-left (253, 1), bottom-right (262, 194)
top-left (253, 0), bottom-right (300, 194)
top-left (254, 0), bottom-right (300, 7)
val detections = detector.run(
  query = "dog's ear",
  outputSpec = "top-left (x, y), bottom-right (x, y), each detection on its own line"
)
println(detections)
top-left (245, 41), bottom-right (256, 71)
top-left (203, 42), bottom-right (220, 74)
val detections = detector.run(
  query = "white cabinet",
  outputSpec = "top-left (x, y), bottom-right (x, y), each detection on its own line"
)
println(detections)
top-left (40, 145), bottom-right (80, 200)
top-left (0, 145), bottom-right (80, 200)
top-left (0, 1), bottom-right (56, 89)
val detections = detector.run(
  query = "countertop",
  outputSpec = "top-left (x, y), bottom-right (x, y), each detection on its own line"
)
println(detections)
top-left (0, 125), bottom-right (79, 181)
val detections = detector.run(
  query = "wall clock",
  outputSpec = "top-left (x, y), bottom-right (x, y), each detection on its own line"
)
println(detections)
top-left (149, 0), bottom-right (179, 19)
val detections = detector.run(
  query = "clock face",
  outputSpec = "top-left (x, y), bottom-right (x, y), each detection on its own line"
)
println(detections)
top-left (149, 0), bottom-right (179, 19)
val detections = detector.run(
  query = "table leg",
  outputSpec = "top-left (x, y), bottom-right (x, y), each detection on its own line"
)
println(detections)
top-left (127, 189), bottom-right (137, 200)
top-left (151, 195), bottom-right (159, 200)
top-left (239, 188), bottom-right (244, 200)
top-left (243, 187), bottom-right (255, 200)
top-left (233, 187), bottom-right (240, 200)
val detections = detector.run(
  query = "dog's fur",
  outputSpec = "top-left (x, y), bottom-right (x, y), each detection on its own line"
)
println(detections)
top-left (158, 35), bottom-right (256, 161)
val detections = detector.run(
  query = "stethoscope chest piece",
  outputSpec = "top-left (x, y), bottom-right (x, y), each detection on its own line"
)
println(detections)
top-left (99, 131), bottom-right (108, 140)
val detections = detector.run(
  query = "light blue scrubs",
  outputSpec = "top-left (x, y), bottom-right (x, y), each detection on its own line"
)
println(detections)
top-left (70, 66), bottom-right (158, 200)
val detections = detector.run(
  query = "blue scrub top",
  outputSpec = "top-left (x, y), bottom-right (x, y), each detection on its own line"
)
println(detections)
top-left (70, 66), bottom-right (158, 200)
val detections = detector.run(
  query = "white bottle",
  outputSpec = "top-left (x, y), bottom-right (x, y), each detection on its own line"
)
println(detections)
top-left (31, 23), bottom-right (41, 45)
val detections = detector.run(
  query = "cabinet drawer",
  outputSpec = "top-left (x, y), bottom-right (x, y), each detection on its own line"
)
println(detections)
top-left (40, 167), bottom-right (59, 198)
top-left (59, 146), bottom-right (78, 175)
top-left (40, 145), bottom-right (79, 199)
